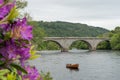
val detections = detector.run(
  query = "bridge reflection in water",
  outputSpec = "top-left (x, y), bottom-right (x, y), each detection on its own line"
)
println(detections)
top-left (44, 37), bottom-right (110, 52)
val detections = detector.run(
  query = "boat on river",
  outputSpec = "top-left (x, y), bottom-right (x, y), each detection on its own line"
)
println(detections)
top-left (66, 64), bottom-right (79, 69)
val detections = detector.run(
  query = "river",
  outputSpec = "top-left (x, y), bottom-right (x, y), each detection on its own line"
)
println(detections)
top-left (30, 50), bottom-right (120, 80)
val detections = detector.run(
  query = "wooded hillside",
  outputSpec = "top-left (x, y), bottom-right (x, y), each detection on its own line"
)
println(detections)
top-left (29, 21), bottom-right (109, 37)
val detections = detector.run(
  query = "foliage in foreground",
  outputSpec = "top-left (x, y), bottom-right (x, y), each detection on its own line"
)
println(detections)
top-left (0, 0), bottom-right (42, 80)
top-left (41, 71), bottom-right (53, 80)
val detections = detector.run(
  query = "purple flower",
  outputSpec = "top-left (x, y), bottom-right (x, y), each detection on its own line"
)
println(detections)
top-left (17, 47), bottom-right (31, 66)
top-left (0, 39), bottom-right (3, 43)
top-left (0, 3), bottom-right (14, 20)
top-left (0, 0), bottom-right (4, 4)
top-left (0, 40), bottom-right (17, 60)
top-left (19, 48), bottom-right (30, 60)
top-left (0, 40), bottom-right (31, 62)
top-left (22, 65), bottom-right (41, 80)
top-left (0, 23), bottom-right (11, 32)
top-left (11, 18), bottom-right (33, 40)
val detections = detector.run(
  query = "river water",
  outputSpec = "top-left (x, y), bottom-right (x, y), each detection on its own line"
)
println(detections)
top-left (30, 50), bottom-right (120, 80)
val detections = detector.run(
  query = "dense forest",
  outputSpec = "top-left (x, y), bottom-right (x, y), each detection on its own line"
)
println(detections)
top-left (29, 21), bottom-right (109, 37)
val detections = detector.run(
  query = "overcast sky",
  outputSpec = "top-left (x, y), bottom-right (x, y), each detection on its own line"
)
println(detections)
top-left (25, 0), bottom-right (120, 30)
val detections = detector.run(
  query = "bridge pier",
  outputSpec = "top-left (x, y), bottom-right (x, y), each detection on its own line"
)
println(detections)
top-left (61, 48), bottom-right (69, 52)
top-left (90, 47), bottom-right (96, 51)
top-left (87, 40), bottom-right (102, 51)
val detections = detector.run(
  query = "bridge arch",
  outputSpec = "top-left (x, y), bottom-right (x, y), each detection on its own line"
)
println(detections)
top-left (70, 40), bottom-right (92, 50)
top-left (97, 40), bottom-right (111, 50)
top-left (43, 40), bottom-right (62, 50)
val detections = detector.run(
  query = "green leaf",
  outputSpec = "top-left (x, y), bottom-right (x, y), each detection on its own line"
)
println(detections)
top-left (0, 69), bottom-right (9, 76)
top-left (10, 63), bottom-right (27, 74)
top-left (4, 31), bottom-right (11, 40)
top-left (16, 75), bottom-right (22, 80)
top-left (29, 55), bottom-right (40, 60)
top-left (0, 33), bottom-right (3, 39)
top-left (0, 76), bottom-right (7, 80)
top-left (0, 60), bottom-right (5, 66)
top-left (7, 72), bottom-right (16, 80)
top-left (7, 6), bottom-right (19, 21)
top-left (6, 67), bottom-right (22, 80)
top-left (29, 45), bottom-right (40, 60)
top-left (0, 54), bottom-right (3, 58)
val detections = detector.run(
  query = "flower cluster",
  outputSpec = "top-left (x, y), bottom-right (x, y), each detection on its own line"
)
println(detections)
top-left (22, 65), bottom-right (42, 80)
top-left (0, 0), bottom-right (41, 80)
top-left (0, 1), bottom-right (14, 20)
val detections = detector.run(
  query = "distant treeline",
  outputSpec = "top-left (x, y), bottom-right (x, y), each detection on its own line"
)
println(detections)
top-left (29, 21), bottom-right (120, 50)
top-left (30, 21), bottom-right (109, 37)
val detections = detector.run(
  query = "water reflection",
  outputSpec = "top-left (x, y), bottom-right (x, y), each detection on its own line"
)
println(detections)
top-left (66, 68), bottom-right (79, 72)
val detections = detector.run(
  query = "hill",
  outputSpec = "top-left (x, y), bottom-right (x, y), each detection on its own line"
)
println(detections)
top-left (29, 21), bottom-right (109, 37)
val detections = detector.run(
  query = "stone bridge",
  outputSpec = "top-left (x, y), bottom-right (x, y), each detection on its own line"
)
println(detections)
top-left (44, 37), bottom-right (110, 52)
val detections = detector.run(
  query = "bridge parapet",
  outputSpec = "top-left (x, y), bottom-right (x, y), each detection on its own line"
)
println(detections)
top-left (44, 37), bottom-right (109, 40)
top-left (43, 37), bottom-right (110, 52)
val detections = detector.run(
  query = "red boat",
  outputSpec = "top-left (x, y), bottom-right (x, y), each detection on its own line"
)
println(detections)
top-left (66, 64), bottom-right (79, 69)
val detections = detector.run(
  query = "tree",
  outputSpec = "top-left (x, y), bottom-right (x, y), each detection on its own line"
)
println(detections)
top-left (114, 26), bottom-right (120, 33)
top-left (16, 0), bottom-right (32, 21)
top-left (70, 41), bottom-right (88, 49)
top-left (97, 41), bottom-right (111, 50)
top-left (16, 0), bottom-right (27, 9)
top-left (109, 26), bottom-right (120, 50)
top-left (111, 33), bottom-right (120, 50)
top-left (29, 21), bottom-right (46, 50)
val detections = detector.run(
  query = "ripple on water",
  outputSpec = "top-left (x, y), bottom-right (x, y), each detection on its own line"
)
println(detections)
top-left (30, 50), bottom-right (120, 80)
